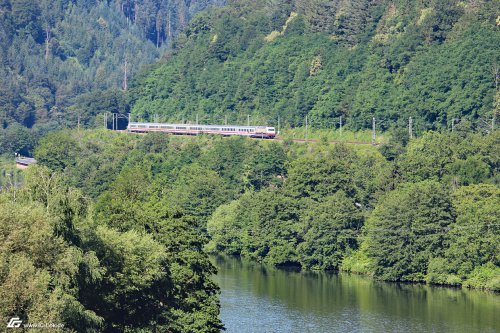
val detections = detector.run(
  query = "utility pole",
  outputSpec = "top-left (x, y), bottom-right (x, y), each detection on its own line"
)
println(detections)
top-left (339, 116), bottom-right (343, 138)
top-left (277, 115), bottom-right (280, 135)
top-left (247, 114), bottom-right (250, 126)
top-left (225, 114), bottom-right (228, 125)
top-left (409, 117), bottom-right (413, 139)
top-left (196, 114), bottom-right (199, 125)
top-left (128, 113), bottom-right (131, 124)
top-left (305, 115), bottom-right (309, 142)
top-left (77, 113), bottom-right (80, 131)
top-left (123, 58), bottom-right (128, 91)
top-left (372, 117), bottom-right (376, 145)
top-left (452, 118), bottom-right (456, 132)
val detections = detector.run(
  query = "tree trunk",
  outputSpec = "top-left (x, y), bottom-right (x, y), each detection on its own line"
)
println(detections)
top-left (167, 10), bottom-right (172, 39)
top-left (123, 58), bottom-right (128, 91)
top-left (493, 64), bottom-right (499, 91)
top-left (44, 29), bottom-right (50, 61)
top-left (178, 0), bottom-right (186, 28)
top-left (156, 11), bottom-right (161, 48)
top-left (134, 0), bottom-right (139, 24)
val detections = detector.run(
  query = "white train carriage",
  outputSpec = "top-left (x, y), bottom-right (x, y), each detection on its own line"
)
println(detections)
top-left (127, 122), bottom-right (276, 138)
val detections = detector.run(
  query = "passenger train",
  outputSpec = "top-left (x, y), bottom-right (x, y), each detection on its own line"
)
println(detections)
top-left (127, 122), bottom-right (277, 138)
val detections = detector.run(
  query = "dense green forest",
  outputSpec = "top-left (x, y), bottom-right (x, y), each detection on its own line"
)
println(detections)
top-left (2, 132), bottom-right (227, 332)
top-left (2, 0), bottom-right (499, 155)
top-left (0, 0), bottom-right (224, 155)
top-left (1, 127), bottom-right (498, 330)
top-left (1, 0), bottom-right (500, 330)
top-left (130, 0), bottom-right (499, 132)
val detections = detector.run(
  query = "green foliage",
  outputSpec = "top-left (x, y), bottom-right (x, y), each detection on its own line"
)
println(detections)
top-left (297, 191), bottom-right (363, 270)
top-left (0, 122), bottom-right (35, 155)
top-left (80, 226), bottom-right (170, 331)
top-left (34, 130), bottom-right (80, 171)
top-left (339, 248), bottom-right (373, 275)
top-left (4, 124), bottom-right (498, 331)
top-left (426, 184), bottom-right (500, 289)
top-left (130, 0), bottom-right (499, 134)
top-left (463, 263), bottom-right (500, 292)
top-left (206, 200), bottom-right (242, 254)
top-left (205, 130), bottom-right (499, 290)
top-left (398, 131), bottom-right (500, 185)
top-left (0, 158), bottom-right (23, 190)
top-left (450, 185), bottom-right (500, 270)
top-left (285, 150), bottom-right (357, 200)
top-left (2, 152), bottom-right (224, 331)
top-left (0, 185), bottom-right (103, 331)
top-left (426, 257), bottom-right (462, 286)
top-left (207, 142), bottom-right (389, 270)
top-left (364, 181), bottom-right (455, 282)
top-left (167, 163), bottom-right (228, 226)
top-left (0, 0), bottom-right (224, 155)
top-left (154, 215), bottom-right (222, 333)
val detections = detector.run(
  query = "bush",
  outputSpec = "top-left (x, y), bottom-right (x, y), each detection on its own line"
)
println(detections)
top-left (463, 263), bottom-right (500, 292)
top-left (340, 250), bottom-right (373, 276)
top-left (426, 257), bottom-right (462, 286)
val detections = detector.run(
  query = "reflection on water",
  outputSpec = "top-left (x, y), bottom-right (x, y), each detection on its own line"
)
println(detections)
top-left (212, 256), bottom-right (500, 333)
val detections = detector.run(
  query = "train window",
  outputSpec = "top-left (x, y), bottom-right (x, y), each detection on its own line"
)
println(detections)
top-left (176, 126), bottom-right (186, 130)
top-left (137, 125), bottom-right (146, 128)
top-left (150, 126), bottom-right (158, 128)
top-left (212, 128), bottom-right (220, 131)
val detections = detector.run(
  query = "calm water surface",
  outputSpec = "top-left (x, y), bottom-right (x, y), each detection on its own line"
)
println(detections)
top-left (212, 256), bottom-right (500, 333)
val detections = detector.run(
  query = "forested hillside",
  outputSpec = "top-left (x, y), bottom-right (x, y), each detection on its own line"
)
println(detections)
top-left (0, 0), bottom-right (224, 155)
top-left (2, 0), bottom-right (498, 155)
top-left (1, 1), bottom-right (499, 330)
top-left (130, 0), bottom-right (499, 132)
top-left (1, 123), bottom-right (498, 330)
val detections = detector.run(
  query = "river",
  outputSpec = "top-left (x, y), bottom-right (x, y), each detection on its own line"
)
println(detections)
top-left (212, 256), bottom-right (500, 333)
